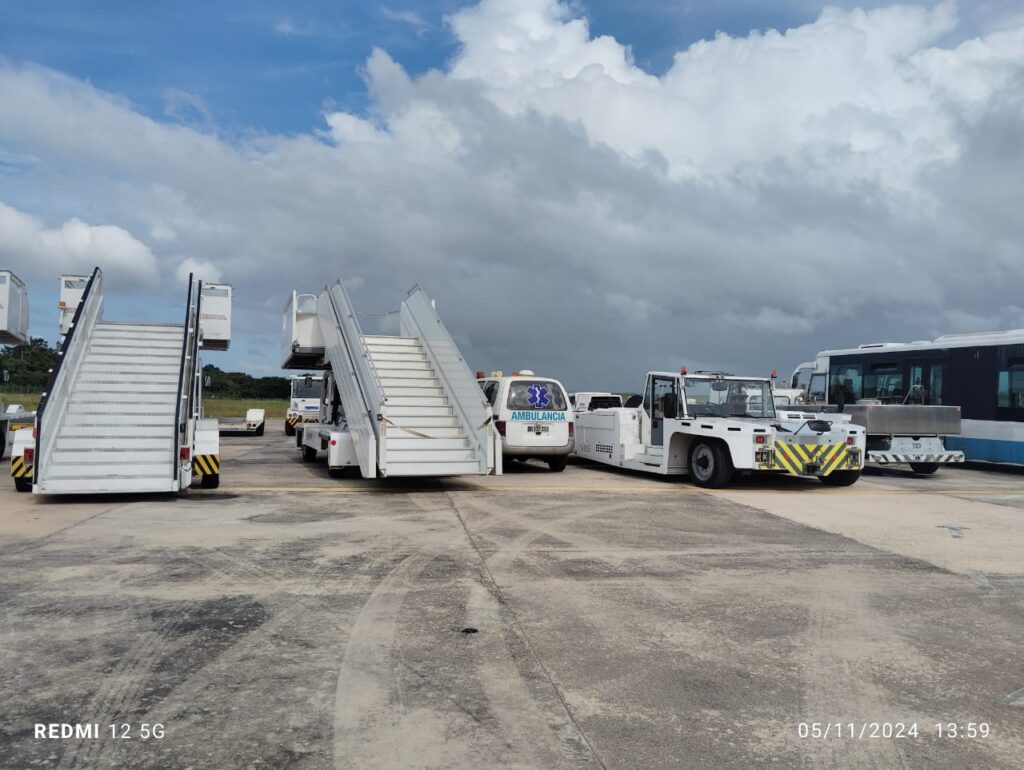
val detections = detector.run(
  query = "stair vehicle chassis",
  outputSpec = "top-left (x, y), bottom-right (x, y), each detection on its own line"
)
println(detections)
top-left (575, 371), bottom-right (866, 488)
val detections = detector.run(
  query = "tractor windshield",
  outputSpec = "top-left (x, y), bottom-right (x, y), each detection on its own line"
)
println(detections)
top-left (291, 378), bottom-right (323, 399)
top-left (683, 379), bottom-right (776, 419)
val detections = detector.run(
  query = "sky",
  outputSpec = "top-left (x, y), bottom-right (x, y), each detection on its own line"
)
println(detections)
top-left (1, 0), bottom-right (1023, 392)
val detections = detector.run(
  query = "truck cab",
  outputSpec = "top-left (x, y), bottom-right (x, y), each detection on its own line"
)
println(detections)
top-left (286, 374), bottom-right (324, 436)
top-left (477, 371), bottom-right (574, 471)
top-left (575, 370), bottom-right (865, 488)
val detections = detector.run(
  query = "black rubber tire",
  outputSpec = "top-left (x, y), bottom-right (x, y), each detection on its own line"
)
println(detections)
top-left (689, 440), bottom-right (734, 488)
top-left (328, 466), bottom-right (348, 479)
top-left (909, 462), bottom-right (938, 475)
top-left (15, 475), bottom-right (32, 493)
top-left (296, 429), bottom-right (304, 448)
top-left (256, 423), bottom-right (265, 437)
top-left (285, 422), bottom-right (296, 436)
top-left (547, 455), bottom-right (568, 472)
top-left (302, 445), bottom-right (317, 462)
top-left (0, 428), bottom-right (6, 460)
top-left (820, 470), bottom-right (861, 487)
top-left (201, 473), bottom-right (220, 489)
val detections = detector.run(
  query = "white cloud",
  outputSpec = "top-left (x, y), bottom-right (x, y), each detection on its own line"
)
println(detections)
top-left (0, 202), bottom-right (158, 287)
top-left (175, 257), bottom-right (223, 284)
top-left (0, 1), bottom-right (1023, 385)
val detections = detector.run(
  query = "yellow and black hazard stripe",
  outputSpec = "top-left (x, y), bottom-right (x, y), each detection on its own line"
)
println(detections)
top-left (194, 454), bottom-right (220, 475)
top-left (770, 442), bottom-right (850, 477)
top-left (287, 415), bottom-right (300, 428)
top-left (11, 455), bottom-right (34, 479)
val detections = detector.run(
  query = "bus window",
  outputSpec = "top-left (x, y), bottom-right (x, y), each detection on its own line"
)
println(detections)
top-left (998, 364), bottom-right (1024, 408)
top-left (829, 364), bottom-right (862, 406)
top-left (863, 363), bottom-right (904, 404)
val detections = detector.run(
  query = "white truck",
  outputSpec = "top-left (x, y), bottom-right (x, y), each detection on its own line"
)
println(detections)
top-left (285, 374), bottom-right (323, 436)
top-left (575, 369), bottom-right (866, 488)
top-left (787, 356), bottom-right (964, 474)
top-left (218, 408), bottom-right (267, 437)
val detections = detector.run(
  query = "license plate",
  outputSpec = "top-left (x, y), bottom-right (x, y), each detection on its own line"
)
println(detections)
top-left (531, 424), bottom-right (549, 435)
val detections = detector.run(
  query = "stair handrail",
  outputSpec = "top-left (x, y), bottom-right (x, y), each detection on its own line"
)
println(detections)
top-left (321, 281), bottom-right (382, 475)
top-left (400, 286), bottom-right (492, 471)
top-left (173, 274), bottom-right (200, 482)
top-left (34, 267), bottom-right (103, 483)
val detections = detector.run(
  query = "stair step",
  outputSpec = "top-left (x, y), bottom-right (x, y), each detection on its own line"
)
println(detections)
top-left (382, 460), bottom-right (483, 477)
top-left (60, 425), bottom-right (175, 438)
top-left (52, 449), bottom-right (171, 464)
top-left (370, 360), bottom-right (430, 372)
top-left (363, 336), bottom-right (420, 347)
top-left (43, 461), bottom-right (172, 478)
top-left (385, 405), bottom-right (453, 418)
top-left (85, 353), bottom-right (181, 364)
top-left (74, 383), bottom-right (178, 394)
top-left (70, 393), bottom-right (177, 406)
top-left (90, 338), bottom-right (182, 350)
top-left (381, 386), bottom-right (444, 397)
top-left (63, 413), bottom-right (176, 426)
top-left (37, 477), bottom-right (178, 494)
top-left (379, 425), bottom-right (465, 438)
top-left (78, 372), bottom-right (180, 384)
top-left (385, 437), bottom-right (468, 450)
top-left (367, 352), bottom-right (427, 363)
top-left (379, 376), bottom-right (441, 388)
top-left (97, 322), bottom-right (184, 334)
top-left (92, 329), bottom-right (184, 339)
top-left (381, 416), bottom-right (460, 428)
top-left (56, 437), bottom-right (171, 450)
top-left (66, 402), bottom-right (175, 415)
top-left (385, 449), bottom-right (477, 463)
top-left (385, 395), bottom-right (449, 407)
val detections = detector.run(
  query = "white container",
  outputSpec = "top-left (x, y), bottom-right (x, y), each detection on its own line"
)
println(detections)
top-left (59, 274), bottom-right (90, 337)
top-left (0, 270), bottom-right (29, 346)
top-left (200, 283), bottom-right (231, 350)
top-left (281, 291), bottom-right (326, 369)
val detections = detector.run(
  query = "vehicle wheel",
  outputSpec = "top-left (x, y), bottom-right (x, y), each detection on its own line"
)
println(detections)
top-left (328, 466), bottom-right (348, 479)
top-left (296, 429), bottom-right (303, 448)
top-left (689, 441), bottom-right (734, 488)
top-left (201, 472), bottom-right (220, 489)
top-left (0, 429), bottom-right (6, 459)
top-left (256, 423), bottom-right (265, 437)
top-left (15, 475), bottom-right (32, 493)
top-left (909, 462), bottom-right (938, 475)
top-left (547, 455), bottom-right (568, 472)
top-left (820, 470), bottom-right (861, 487)
top-left (285, 422), bottom-right (296, 436)
top-left (302, 445), bottom-right (317, 462)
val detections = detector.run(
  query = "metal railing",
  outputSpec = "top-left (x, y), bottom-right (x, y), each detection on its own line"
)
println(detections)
top-left (319, 281), bottom-right (382, 476)
top-left (173, 275), bottom-right (203, 483)
top-left (34, 266), bottom-right (103, 484)
top-left (400, 285), bottom-right (493, 472)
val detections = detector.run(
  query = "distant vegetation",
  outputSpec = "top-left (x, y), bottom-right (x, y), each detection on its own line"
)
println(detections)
top-left (1, 340), bottom-right (289, 402)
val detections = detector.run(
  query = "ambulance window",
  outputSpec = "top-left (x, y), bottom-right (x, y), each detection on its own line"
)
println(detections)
top-left (482, 381), bottom-right (499, 405)
top-left (507, 381), bottom-right (567, 411)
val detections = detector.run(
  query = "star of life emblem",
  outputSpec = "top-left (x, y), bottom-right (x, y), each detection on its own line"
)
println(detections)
top-left (527, 384), bottom-right (550, 409)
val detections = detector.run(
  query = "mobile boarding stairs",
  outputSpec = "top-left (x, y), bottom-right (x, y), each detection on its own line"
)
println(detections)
top-left (282, 281), bottom-right (499, 478)
top-left (27, 267), bottom-right (229, 495)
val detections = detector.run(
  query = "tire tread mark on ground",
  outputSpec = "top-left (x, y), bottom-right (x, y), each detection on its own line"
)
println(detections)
top-left (444, 491), bottom-right (608, 770)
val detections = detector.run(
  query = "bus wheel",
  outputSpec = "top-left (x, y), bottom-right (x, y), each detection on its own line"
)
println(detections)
top-left (285, 422), bottom-right (296, 436)
top-left (909, 462), bottom-right (938, 475)
top-left (201, 473), bottom-right (220, 489)
top-left (302, 445), bottom-right (317, 462)
top-left (820, 470), bottom-right (861, 486)
top-left (689, 441), bottom-right (733, 488)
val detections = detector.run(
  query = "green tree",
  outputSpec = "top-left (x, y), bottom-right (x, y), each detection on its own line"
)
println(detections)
top-left (0, 338), bottom-right (58, 390)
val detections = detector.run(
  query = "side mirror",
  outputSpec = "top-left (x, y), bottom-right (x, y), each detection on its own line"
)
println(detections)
top-left (664, 400), bottom-right (678, 419)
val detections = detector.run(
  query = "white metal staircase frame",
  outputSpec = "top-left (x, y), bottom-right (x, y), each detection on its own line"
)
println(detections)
top-left (34, 267), bottom-right (104, 491)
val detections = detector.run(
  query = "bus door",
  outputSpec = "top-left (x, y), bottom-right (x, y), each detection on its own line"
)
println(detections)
top-left (908, 357), bottom-right (947, 405)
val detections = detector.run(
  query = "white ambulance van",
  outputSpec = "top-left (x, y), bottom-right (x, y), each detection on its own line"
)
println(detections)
top-left (476, 370), bottom-right (574, 471)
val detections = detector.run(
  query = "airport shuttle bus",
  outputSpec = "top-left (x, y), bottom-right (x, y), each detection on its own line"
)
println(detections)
top-left (791, 329), bottom-right (1024, 464)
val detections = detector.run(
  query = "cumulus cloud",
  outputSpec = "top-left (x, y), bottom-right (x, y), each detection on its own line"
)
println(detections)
top-left (0, 202), bottom-right (158, 287)
top-left (175, 257), bottom-right (223, 284)
top-left (0, 1), bottom-right (1023, 385)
